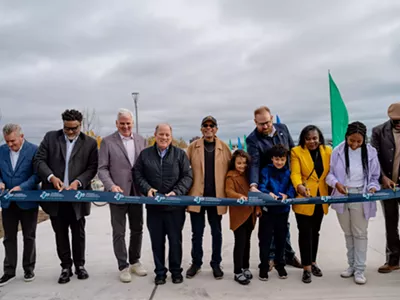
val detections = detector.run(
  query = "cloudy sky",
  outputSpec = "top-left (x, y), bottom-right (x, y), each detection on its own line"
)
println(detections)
top-left (1, 0), bottom-right (400, 145)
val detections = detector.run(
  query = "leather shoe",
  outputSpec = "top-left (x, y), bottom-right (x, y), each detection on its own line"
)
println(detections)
top-left (75, 266), bottom-right (89, 280)
top-left (24, 271), bottom-right (36, 282)
top-left (154, 275), bottom-right (166, 285)
top-left (287, 256), bottom-right (302, 269)
top-left (172, 274), bottom-right (183, 284)
top-left (378, 263), bottom-right (400, 273)
top-left (311, 265), bottom-right (323, 277)
top-left (58, 268), bottom-right (73, 284)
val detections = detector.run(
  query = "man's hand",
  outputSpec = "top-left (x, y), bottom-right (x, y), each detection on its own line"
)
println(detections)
top-left (166, 191), bottom-right (176, 197)
top-left (382, 176), bottom-right (396, 189)
top-left (66, 180), bottom-right (80, 191)
top-left (369, 187), bottom-right (377, 194)
top-left (297, 184), bottom-right (310, 197)
top-left (147, 188), bottom-right (157, 197)
top-left (335, 182), bottom-right (348, 195)
top-left (50, 176), bottom-right (64, 191)
top-left (9, 186), bottom-right (21, 193)
top-left (111, 185), bottom-right (124, 193)
top-left (250, 186), bottom-right (261, 193)
top-left (0, 182), bottom-right (5, 192)
top-left (269, 192), bottom-right (279, 200)
top-left (279, 193), bottom-right (288, 201)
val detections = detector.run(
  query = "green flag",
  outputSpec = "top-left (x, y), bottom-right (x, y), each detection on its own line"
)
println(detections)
top-left (228, 139), bottom-right (232, 150)
top-left (329, 72), bottom-right (349, 147)
top-left (243, 135), bottom-right (247, 152)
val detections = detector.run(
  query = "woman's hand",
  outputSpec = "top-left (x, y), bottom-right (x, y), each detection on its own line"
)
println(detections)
top-left (335, 182), bottom-right (348, 195)
top-left (279, 193), bottom-right (288, 201)
top-left (239, 196), bottom-right (248, 201)
top-left (269, 192), bottom-right (279, 200)
top-left (297, 184), bottom-right (310, 197)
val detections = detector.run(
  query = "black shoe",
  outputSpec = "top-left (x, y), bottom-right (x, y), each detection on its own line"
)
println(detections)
top-left (311, 265), bottom-right (323, 277)
top-left (286, 256), bottom-right (303, 269)
top-left (258, 268), bottom-right (269, 281)
top-left (212, 265), bottom-right (224, 279)
top-left (0, 274), bottom-right (15, 287)
top-left (302, 270), bottom-right (312, 283)
top-left (234, 273), bottom-right (250, 285)
top-left (154, 275), bottom-right (166, 285)
top-left (186, 264), bottom-right (201, 279)
top-left (276, 266), bottom-right (288, 279)
top-left (58, 268), bottom-right (73, 284)
top-left (242, 268), bottom-right (253, 280)
top-left (24, 271), bottom-right (35, 282)
top-left (172, 274), bottom-right (183, 284)
top-left (75, 266), bottom-right (89, 280)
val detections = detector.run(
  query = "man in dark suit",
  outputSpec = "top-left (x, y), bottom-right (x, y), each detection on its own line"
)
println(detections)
top-left (33, 109), bottom-right (98, 284)
top-left (0, 124), bottom-right (39, 286)
top-left (371, 102), bottom-right (400, 273)
top-left (98, 108), bottom-right (147, 283)
top-left (246, 106), bottom-right (301, 271)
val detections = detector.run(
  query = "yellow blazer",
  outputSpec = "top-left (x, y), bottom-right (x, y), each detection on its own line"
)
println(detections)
top-left (290, 145), bottom-right (332, 216)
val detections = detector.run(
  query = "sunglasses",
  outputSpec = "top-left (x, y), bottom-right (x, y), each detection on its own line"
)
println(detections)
top-left (63, 125), bottom-right (80, 132)
top-left (202, 124), bottom-right (216, 128)
top-left (392, 120), bottom-right (400, 125)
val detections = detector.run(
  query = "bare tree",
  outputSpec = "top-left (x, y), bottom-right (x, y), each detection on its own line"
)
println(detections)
top-left (81, 108), bottom-right (100, 135)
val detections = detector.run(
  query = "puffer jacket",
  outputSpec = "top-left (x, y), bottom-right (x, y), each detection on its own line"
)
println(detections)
top-left (133, 144), bottom-right (193, 211)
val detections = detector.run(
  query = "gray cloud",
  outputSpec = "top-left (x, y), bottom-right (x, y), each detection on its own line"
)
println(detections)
top-left (1, 0), bottom-right (399, 145)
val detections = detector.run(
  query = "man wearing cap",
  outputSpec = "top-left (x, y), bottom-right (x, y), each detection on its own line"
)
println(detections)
top-left (185, 116), bottom-right (232, 279)
top-left (246, 106), bottom-right (302, 271)
top-left (371, 102), bottom-right (400, 273)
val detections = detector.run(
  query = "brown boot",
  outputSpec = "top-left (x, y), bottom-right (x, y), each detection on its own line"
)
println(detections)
top-left (377, 264), bottom-right (400, 273)
top-left (268, 259), bottom-right (274, 272)
top-left (286, 256), bottom-right (302, 269)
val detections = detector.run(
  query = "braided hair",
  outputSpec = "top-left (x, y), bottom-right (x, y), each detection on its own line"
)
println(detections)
top-left (344, 121), bottom-right (368, 177)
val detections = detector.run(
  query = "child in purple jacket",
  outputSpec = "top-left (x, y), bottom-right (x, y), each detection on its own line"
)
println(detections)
top-left (326, 122), bottom-right (380, 285)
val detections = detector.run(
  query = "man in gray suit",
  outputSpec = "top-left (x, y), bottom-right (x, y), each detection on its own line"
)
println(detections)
top-left (98, 108), bottom-right (147, 283)
top-left (34, 109), bottom-right (98, 284)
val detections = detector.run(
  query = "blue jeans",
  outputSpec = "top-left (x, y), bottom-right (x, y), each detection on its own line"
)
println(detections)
top-left (268, 222), bottom-right (296, 261)
top-left (190, 206), bottom-right (222, 268)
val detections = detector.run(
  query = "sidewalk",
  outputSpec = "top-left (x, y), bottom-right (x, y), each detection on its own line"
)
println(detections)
top-left (0, 204), bottom-right (399, 300)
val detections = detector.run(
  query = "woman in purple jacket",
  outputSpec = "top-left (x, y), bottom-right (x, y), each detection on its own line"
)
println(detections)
top-left (326, 122), bottom-right (380, 285)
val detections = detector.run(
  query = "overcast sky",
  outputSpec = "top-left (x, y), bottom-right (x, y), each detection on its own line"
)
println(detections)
top-left (1, 0), bottom-right (400, 145)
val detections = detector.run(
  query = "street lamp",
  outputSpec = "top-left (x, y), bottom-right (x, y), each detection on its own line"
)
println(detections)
top-left (131, 92), bottom-right (139, 134)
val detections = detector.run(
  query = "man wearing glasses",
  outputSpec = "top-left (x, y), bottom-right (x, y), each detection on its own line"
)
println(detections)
top-left (246, 106), bottom-right (301, 273)
top-left (371, 102), bottom-right (400, 274)
top-left (185, 116), bottom-right (232, 279)
top-left (34, 109), bottom-right (98, 284)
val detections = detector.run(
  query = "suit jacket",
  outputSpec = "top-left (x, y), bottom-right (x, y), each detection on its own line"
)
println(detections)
top-left (290, 145), bottom-right (332, 216)
top-left (371, 120), bottom-right (396, 182)
top-left (246, 123), bottom-right (295, 186)
top-left (0, 140), bottom-right (39, 209)
top-left (33, 130), bottom-right (98, 219)
top-left (186, 137), bottom-right (232, 215)
top-left (98, 131), bottom-right (147, 200)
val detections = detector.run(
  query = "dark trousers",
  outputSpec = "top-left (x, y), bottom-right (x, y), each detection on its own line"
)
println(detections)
top-left (2, 202), bottom-right (38, 275)
top-left (109, 203), bottom-right (143, 271)
top-left (381, 199), bottom-right (400, 265)
top-left (233, 216), bottom-right (254, 274)
top-left (190, 206), bottom-right (222, 268)
top-left (147, 209), bottom-right (186, 277)
top-left (295, 204), bottom-right (324, 267)
top-left (268, 222), bottom-right (296, 261)
top-left (50, 203), bottom-right (85, 269)
top-left (258, 211), bottom-right (289, 271)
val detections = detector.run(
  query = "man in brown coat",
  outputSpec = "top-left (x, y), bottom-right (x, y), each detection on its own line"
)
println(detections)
top-left (185, 116), bottom-right (232, 279)
top-left (371, 102), bottom-right (400, 273)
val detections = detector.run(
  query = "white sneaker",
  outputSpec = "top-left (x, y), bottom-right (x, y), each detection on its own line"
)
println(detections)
top-left (354, 271), bottom-right (367, 284)
top-left (130, 262), bottom-right (147, 276)
top-left (340, 267), bottom-right (355, 278)
top-left (120, 268), bottom-right (132, 283)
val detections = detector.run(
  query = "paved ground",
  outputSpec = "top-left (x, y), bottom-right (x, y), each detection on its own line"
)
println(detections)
top-left (0, 204), bottom-right (399, 300)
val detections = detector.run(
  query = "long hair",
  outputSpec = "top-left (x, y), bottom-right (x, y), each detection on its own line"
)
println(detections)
top-left (228, 149), bottom-right (251, 171)
top-left (298, 125), bottom-right (326, 148)
top-left (344, 121), bottom-right (368, 177)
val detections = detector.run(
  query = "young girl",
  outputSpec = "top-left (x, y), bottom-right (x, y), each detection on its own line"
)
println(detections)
top-left (326, 121), bottom-right (380, 285)
top-left (225, 150), bottom-right (261, 285)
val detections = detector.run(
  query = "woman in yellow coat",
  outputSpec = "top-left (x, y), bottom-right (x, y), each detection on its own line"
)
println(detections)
top-left (290, 125), bottom-right (332, 284)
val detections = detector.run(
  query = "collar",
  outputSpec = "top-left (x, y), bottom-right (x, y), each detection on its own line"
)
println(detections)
top-left (119, 132), bottom-right (134, 140)
top-left (268, 126), bottom-right (277, 137)
top-left (10, 139), bottom-right (25, 154)
top-left (64, 134), bottom-right (79, 143)
top-left (267, 163), bottom-right (288, 171)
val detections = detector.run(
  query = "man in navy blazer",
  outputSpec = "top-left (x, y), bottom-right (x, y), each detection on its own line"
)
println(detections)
top-left (0, 124), bottom-right (39, 286)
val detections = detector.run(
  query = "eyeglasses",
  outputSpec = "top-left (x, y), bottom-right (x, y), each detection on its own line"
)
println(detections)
top-left (202, 124), bottom-right (215, 128)
top-left (257, 121), bottom-right (272, 127)
top-left (64, 125), bottom-right (80, 132)
top-left (392, 120), bottom-right (400, 125)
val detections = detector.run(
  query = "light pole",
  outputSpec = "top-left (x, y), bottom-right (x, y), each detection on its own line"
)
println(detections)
top-left (131, 92), bottom-right (139, 134)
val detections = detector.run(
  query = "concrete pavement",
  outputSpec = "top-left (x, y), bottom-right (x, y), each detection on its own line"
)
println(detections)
top-left (0, 204), bottom-right (399, 300)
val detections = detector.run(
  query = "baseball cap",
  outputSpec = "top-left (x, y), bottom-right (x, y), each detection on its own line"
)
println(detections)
top-left (201, 116), bottom-right (217, 127)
